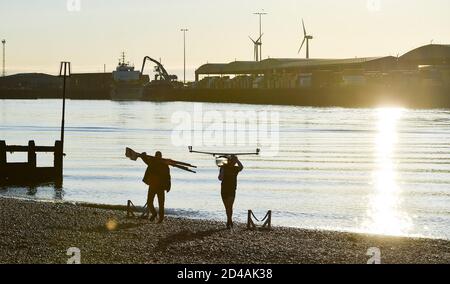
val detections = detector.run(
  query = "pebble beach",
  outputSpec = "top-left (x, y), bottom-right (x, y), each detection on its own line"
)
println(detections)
top-left (0, 197), bottom-right (449, 264)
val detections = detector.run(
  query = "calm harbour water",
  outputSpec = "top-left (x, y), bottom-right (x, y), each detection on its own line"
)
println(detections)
top-left (1, 99), bottom-right (449, 239)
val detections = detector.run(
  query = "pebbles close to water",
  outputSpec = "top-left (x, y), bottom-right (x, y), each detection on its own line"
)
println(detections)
top-left (0, 197), bottom-right (449, 264)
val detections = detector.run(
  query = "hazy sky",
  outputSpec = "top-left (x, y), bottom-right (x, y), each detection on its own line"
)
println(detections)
top-left (1, 0), bottom-right (450, 80)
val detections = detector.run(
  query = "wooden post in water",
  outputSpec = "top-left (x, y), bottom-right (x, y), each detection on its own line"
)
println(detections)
top-left (28, 141), bottom-right (36, 167)
top-left (28, 141), bottom-right (36, 181)
top-left (0, 140), bottom-right (6, 182)
top-left (54, 140), bottom-right (63, 183)
top-left (58, 62), bottom-right (71, 185)
top-left (59, 62), bottom-right (71, 150)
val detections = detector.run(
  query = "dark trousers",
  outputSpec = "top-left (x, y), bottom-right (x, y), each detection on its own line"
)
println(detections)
top-left (221, 187), bottom-right (236, 226)
top-left (147, 187), bottom-right (165, 220)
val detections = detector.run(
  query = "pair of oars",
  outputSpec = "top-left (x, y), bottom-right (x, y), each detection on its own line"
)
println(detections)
top-left (188, 146), bottom-right (260, 157)
top-left (125, 148), bottom-right (197, 173)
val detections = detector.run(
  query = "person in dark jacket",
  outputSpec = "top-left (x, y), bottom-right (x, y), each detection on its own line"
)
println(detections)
top-left (218, 155), bottom-right (244, 229)
top-left (141, 151), bottom-right (171, 223)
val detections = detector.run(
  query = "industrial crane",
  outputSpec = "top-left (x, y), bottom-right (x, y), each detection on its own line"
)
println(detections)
top-left (141, 56), bottom-right (178, 83)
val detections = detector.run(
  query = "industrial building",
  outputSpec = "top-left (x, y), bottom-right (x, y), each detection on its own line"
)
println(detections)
top-left (195, 44), bottom-right (450, 89)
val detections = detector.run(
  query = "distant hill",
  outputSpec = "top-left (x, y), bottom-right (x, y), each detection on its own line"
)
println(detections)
top-left (0, 73), bottom-right (61, 89)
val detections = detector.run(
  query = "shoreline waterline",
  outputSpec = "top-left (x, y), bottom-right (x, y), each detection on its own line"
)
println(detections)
top-left (1, 195), bottom-right (447, 242)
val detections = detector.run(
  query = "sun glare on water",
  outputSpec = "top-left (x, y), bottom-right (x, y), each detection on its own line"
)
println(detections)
top-left (363, 107), bottom-right (413, 237)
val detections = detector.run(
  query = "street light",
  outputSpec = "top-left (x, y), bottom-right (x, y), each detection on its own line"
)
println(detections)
top-left (181, 28), bottom-right (189, 85)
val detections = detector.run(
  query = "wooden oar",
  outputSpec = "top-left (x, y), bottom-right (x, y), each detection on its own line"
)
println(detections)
top-left (170, 164), bottom-right (196, 173)
top-left (164, 159), bottom-right (197, 169)
top-left (125, 148), bottom-right (197, 173)
top-left (188, 146), bottom-right (260, 157)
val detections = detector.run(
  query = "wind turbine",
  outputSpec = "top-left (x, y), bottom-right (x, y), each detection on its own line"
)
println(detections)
top-left (249, 34), bottom-right (263, 62)
top-left (298, 19), bottom-right (313, 59)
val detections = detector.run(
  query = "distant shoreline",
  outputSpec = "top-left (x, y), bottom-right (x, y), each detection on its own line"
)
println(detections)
top-left (1, 85), bottom-right (450, 109)
top-left (1, 197), bottom-right (449, 264)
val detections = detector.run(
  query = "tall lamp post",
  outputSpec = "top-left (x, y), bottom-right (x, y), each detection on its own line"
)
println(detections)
top-left (181, 28), bottom-right (189, 85)
top-left (253, 11), bottom-right (267, 61)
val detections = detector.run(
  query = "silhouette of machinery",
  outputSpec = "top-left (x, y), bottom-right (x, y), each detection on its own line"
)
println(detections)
top-left (141, 56), bottom-right (179, 88)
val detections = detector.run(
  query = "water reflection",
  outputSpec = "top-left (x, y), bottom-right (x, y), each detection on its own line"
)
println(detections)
top-left (27, 186), bottom-right (37, 196)
top-left (365, 108), bottom-right (412, 236)
top-left (54, 187), bottom-right (64, 200)
top-left (1, 184), bottom-right (64, 200)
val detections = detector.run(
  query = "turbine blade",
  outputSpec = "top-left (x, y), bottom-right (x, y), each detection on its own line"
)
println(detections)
top-left (257, 33), bottom-right (264, 43)
top-left (302, 19), bottom-right (307, 36)
top-left (298, 38), bottom-right (306, 54)
top-left (249, 36), bottom-right (256, 44)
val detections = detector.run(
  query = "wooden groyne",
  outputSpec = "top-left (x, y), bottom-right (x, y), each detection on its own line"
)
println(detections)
top-left (0, 140), bottom-right (63, 185)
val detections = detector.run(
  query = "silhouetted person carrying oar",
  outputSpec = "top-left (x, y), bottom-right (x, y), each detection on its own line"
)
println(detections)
top-left (141, 151), bottom-right (170, 223)
top-left (218, 155), bottom-right (244, 229)
top-left (188, 146), bottom-right (258, 229)
top-left (126, 148), bottom-right (196, 223)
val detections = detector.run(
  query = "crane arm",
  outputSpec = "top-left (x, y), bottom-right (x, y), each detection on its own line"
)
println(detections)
top-left (141, 56), bottom-right (177, 82)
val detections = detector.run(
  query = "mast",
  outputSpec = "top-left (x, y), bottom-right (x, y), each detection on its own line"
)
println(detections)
top-left (120, 52), bottom-right (126, 65)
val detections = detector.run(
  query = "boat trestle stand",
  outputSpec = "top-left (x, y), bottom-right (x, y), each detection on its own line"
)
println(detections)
top-left (247, 210), bottom-right (272, 230)
top-left (126, 200), bottom-right (148, 219)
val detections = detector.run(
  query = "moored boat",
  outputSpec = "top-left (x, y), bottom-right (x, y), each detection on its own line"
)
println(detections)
top-left (110, 52), bottom-right (145, 101)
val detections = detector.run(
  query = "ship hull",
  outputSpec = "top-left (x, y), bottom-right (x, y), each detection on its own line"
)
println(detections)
top-left (110, 84), bottom-right (144, 101)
